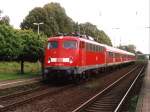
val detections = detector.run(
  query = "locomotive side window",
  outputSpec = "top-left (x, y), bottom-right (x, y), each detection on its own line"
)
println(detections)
top-left (94, 45), bottom-right (96, 52)
top-left (92, 44), bottom-right (95, 52)
top-left (109, 52), bottom-right (113, 57)
top-left (63, 40), bottom-right (77, 49)
top-left (85, 43), bottom-right (88, 51)
top-left (89, 44), bottom-right (91, 51)
top-left (79, 41), bottom-right (85, 49)
top-left (47, 41), bottom-right (58, 49)
top-left (96, 45), bottom-right (99, 52)
top-left (115, 53), bottom-right (119, 58)
top-left (98, 46), bottom-right (104, 52)
top-left (86, 43), bottom-right (90, 51)
top-left (100, 46), bottom-right (102, 52)
top-left (86, 42), bottom-right (90, 51)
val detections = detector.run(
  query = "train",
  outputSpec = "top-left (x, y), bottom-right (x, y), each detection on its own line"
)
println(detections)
top-left (43, 34), bottom-right (135, 80)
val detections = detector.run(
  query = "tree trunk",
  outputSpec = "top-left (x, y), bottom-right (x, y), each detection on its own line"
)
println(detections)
top-left (21, 60), bottom-right (24, 74)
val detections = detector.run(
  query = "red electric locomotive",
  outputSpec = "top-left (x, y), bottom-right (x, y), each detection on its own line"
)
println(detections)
top-left (43, 34), bottom-right (135, 80)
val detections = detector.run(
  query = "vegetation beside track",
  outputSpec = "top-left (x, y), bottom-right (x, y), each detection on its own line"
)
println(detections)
top-left (0, 62), bottom-right (40, 80)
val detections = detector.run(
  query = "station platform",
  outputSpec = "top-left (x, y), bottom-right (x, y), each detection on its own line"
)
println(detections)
top-left (136, 61), bottom-right (150, 112)
top-left (0, 77), bottom-right (41, 90)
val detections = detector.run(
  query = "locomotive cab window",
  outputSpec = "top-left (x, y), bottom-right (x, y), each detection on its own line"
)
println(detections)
top-left (63, 40), bottom-right (77, 49)
top-left (47, 41), bottom-right (58, 49)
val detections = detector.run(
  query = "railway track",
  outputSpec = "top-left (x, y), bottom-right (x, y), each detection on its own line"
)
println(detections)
top-left (72, 65), bottom-right (145, 112)
top-left (0, 83), bottom-right (49, 100)
top-left (0, 83), bottom-right (74, 112)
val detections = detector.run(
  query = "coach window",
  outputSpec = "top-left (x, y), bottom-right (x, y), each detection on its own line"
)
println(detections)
top-left (88, 43), bottom-right (90, 51)
top-left (87, 43), bottom-right (90, 51)
top-left (116, 53), bottom-right (118, 58)
top-left (93, 45), bottom-right (95, 51)
top-left (90, 44), bottom-right (92, 51)
top-left (92, 44), bottom-right (94, 51)
top-left (92, 44), bottom-right (95, 52)
top-left (101, 47), bottom-right (104, 52)
top-left (99, 46), bottom-right (101, 52)
top-left (99, 46), bottom-right (103, 52)
top-left (85, 43), bottom-right (88, 51)
top-left (95, 45), bottom-right (97, 52)
top-left (47, 41), bottom-right (58, 49)
top-left (86, 43), bottom-right (89, 51)
top-left (63, 40), bottom-right (77, 49)
top-left (96, 45), bottom-right (98, 52)
top-left (98, 46), bottom-right (100, 52)
top-left (98, 46), bottom-right (101, 52)
top-left (94, 45), bottom-right (96, 52)
top-left (99, 47), bottom-right (101, 52)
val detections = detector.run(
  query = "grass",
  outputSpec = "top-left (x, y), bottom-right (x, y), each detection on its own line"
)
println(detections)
top-left (0, 61), bottom-right (41, 81)
top-left (129, 95), bottom-right (139, 112)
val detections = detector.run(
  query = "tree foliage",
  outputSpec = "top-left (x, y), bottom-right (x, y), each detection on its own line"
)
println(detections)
top-left (78, 22), bottom-right (112, 46)
top-left (16, 30), bottom-right (46, 73)
top-left (0, 23), bottom-right (47, 73)
top-left (21, 3), bottom-right (74, 36)
top-left (20, 2), bottom-right (112, 46)
top-left (17, 30), bottom-right (46, 62)
top-left (0, 24), bottom-right (21, 60)
top-left (0, 10), bottom-right (10, 25)
top-left (136, 51), bottom-right (147, 60)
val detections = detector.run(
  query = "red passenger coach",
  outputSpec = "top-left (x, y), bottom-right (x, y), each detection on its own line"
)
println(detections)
top-left (43, 35), bottom-right (135, 80)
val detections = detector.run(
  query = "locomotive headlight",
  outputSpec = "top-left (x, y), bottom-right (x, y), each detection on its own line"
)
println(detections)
top-left (48, 58), bottom-right (51, 63)
top-left (69, 57), bottom-right (73, 64)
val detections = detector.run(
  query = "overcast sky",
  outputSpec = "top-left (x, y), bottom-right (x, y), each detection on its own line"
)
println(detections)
top-left (0, 0), bottom-right (149, 54)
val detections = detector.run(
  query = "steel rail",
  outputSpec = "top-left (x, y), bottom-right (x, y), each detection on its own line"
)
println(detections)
top-left (0, 84), bottom-right (47, 100)
top-left (72, 65), bottom-right (139, 112)
top-left (114, 66), bottom-right (145, 112)
top-left (0, 84), bottom-right (74, 112)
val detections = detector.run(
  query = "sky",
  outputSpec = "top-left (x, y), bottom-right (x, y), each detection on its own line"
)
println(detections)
top-left (0, 0), bottom-right (149, 54)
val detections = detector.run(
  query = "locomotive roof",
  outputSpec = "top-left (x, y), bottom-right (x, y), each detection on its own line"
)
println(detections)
top-left (48, 36), bottom-right (135, 56)
top-left (48, 36), bottom-right (79, 41)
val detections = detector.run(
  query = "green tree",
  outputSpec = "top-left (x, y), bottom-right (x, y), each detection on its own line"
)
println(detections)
top-left (0, 25), bottom-right (46, 74)
top-left (0, 24), bottom-right (21, 61)
top-left (97, 30), bottom-right (112, 46)
top-left (20, 3), bottom-right (112, 46)
top-left (136, 51), bottom-right (147, 60)
top-left (17, 30), bottom-right (46, 74)
top-left (20, 7), bottom-right (48, 33)
top-left (21, 2), bottom-right (74, 36)
top-left (118, 44), bottom-right (136, 53)
top-left (0, 11), bottom-right (47, 74)
top-left (79, 22), bottom-right (112, 46)
top-left (0, 10), bottom-right (10, 25)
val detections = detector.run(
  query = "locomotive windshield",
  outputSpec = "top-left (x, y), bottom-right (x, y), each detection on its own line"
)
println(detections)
top-left (47, 41), bottom-right (58, 49)
top-left (63, 40), bottom-right (77, 49)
